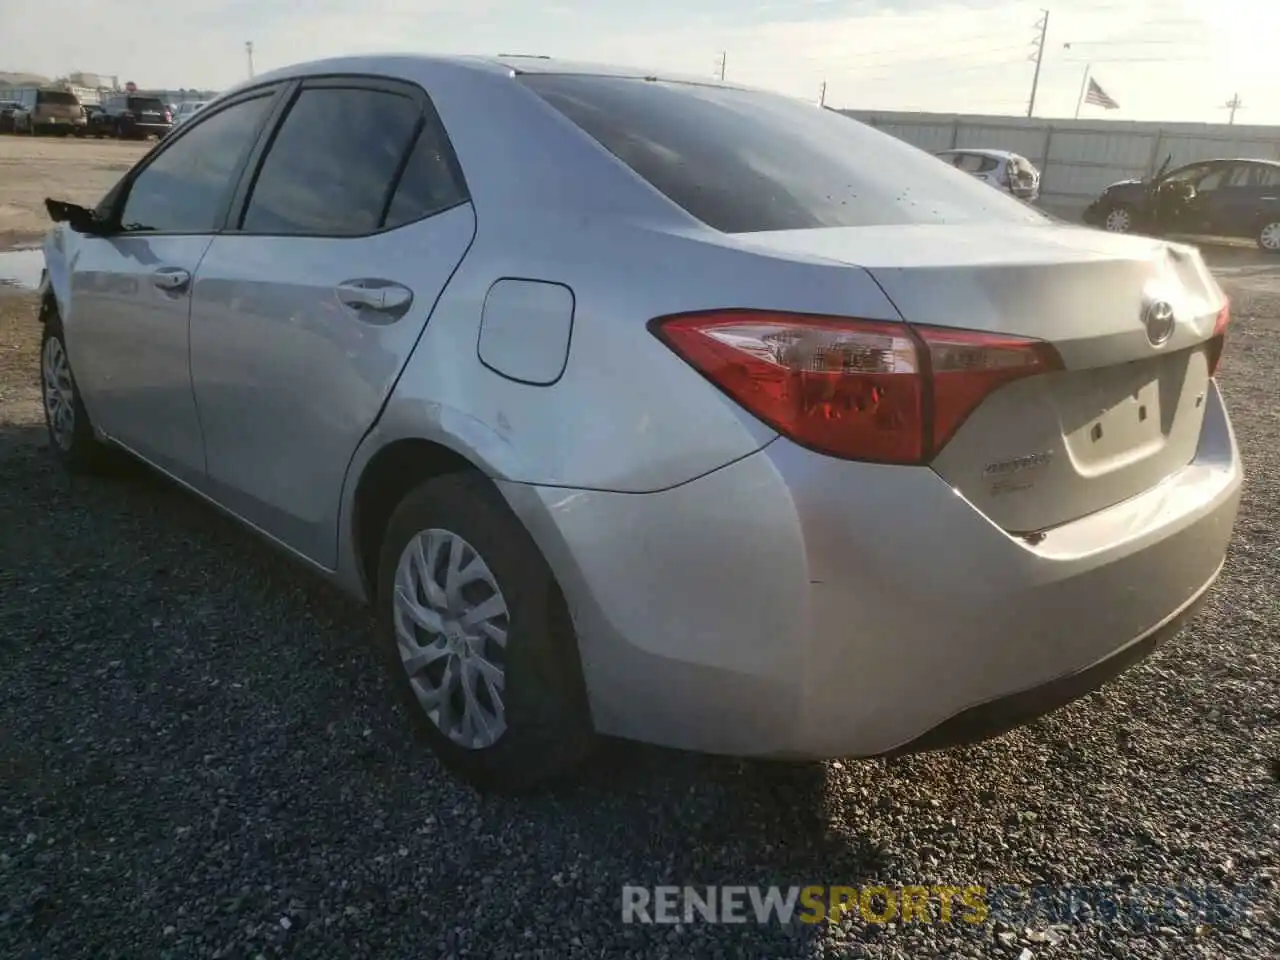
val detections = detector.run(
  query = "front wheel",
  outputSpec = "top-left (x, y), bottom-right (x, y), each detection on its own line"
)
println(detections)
top-left (40, 305), bottom-right (117, 474)
top-left (376, 473), bottom-right (596, 792)
top-left (1257, 220), bottom-right (1280, 254)
top-left (1103, 205), bottom-right (1135, 233)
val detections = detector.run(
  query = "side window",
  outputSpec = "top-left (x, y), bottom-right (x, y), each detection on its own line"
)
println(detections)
top-left (382, 115), bottom-right (468, 229)
top-left (953, 154), bottom-right (985, 174)
top-left (1225, 165), bottom-right (1257, 188)
top-left (1258, 166), bottom-right (1280, 189)
top-left (240, 87), bottom-right (422, 236)
top-left (1196, 167), bottom-right (1227, 192)
top-left (118, 94), bottom-right (273, 234)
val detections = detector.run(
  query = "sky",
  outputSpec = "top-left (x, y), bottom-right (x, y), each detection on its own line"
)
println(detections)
top-left (2, 0), bottom-right (1277, 124)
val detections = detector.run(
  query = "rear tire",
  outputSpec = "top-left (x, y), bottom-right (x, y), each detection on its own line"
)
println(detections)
top-left (40, 305), bottom-right (118, 474)
top-left (1257, 220), bottom-right (1280, 254)
top-left (376, 473), bottom-right (596, 792)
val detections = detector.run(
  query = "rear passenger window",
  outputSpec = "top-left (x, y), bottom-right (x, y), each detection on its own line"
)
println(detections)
top-left (382, 116), bottom-right (469, 229)
top-left (241, 87), bottom-right (422, 236)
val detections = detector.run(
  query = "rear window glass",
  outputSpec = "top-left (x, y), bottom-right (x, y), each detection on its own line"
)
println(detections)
top-left (129, 97), bottom-right (166, 112)
top-left (520, 74), bottom-right (1047, 234)
top-left (37, 90), bottom-right (79, 106)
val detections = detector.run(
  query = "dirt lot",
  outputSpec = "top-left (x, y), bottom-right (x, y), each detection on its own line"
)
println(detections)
top-left (0, 136), bottom-right (150, 250)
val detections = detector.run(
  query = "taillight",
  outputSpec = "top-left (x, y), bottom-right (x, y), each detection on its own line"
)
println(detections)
top-left (652, 310), bottom-right (1062, 465)
top-left (163, 110), bottom-right (172, 122)
top-left (1206, 299), bottom-right (1230, 378)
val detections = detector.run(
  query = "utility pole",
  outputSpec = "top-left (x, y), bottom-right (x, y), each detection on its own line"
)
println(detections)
top-left (716, 51), bottom-right (726, 81)
top-left (1027, 9), bottom-right (1049, 118)
top-left (1223, 93), bottom-right (1244, 125)
top-left (245, 41), bottom-right (255, 80)
top-left (818, 80), bottom-right (826, 107)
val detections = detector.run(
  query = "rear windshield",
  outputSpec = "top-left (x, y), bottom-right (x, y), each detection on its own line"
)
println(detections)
top-left (37, 90), bottom-right (79, 106)
top-left (520, 74), bottom-right (1047, 234)
top-left (129, 97), bottom-right (166, 112)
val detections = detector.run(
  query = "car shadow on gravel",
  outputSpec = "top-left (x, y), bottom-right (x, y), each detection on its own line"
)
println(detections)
top-left (0, 419), bottom-right (885, 957)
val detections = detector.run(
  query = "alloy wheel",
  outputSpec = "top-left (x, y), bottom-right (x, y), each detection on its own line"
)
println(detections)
top-left (1104, 208), bottom-right (1132, 232)
top-left (42, 336), bottom-right (75, 451)
top-left (393, 528), bottom-right (509, 749)
top-left (1260, 221), bottom-right (1280, 252)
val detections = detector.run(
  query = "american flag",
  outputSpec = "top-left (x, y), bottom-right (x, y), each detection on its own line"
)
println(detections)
top-left (1085, 77), bottom-right (1119, 110)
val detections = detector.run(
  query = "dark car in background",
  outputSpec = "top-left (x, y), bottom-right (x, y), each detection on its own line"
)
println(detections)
top-left (99, 93), bottom-right (173, 139)
top-left (80, 104), bottom-right (108, 137)
top-left (0, 100), bottom-right (21, 133)
top-left (1085, 157), bottom-right (1280, 253)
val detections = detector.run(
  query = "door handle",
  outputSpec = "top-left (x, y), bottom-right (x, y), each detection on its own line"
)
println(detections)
top-left (335, 280), bottom-right (414, 316)
top-left (152, 267), bottom-right (191, 292)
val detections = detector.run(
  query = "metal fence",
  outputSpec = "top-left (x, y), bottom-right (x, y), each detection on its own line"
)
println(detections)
top-left (838, 110), bottom-right (1280, 220)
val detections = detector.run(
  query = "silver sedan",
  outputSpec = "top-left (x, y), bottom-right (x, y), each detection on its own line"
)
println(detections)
top-left (38, 54), bottom-right (1242, 790)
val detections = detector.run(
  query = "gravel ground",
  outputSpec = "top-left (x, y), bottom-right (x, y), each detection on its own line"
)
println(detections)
top-left (0, 270), bottom-right (1277, 959)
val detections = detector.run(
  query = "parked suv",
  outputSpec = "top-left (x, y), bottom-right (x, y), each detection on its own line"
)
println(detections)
top-left (1085, 157), bottom-right (1280, 253)
top-left (936, 149), bottom-right (1041, 202)
top-left (100, 93), bottom-right (173, 139)
top-left (10, 87), bottom-right (87, 136)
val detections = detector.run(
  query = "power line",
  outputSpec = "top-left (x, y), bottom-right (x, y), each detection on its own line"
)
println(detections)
top-left (848, 61), bottom-right (1029, 86)
top-left (846, 43), bottom-right (1031, 71)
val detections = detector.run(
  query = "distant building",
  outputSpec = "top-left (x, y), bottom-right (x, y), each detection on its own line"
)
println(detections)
top-left (68, 71), bottom-right (112, 89)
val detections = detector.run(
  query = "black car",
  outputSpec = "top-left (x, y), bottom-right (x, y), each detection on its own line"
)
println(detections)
top-left (81, 103), bottom-right (110, 137)
top-left (99, 93), bottom-right (173, 140)
top-left (0, 100), bottom-right (22, 133)
top-left (1084, 157), bottom-right (1280, 253)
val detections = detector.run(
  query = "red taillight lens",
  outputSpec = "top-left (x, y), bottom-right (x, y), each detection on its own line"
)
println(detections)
top-left (1206, 299), bottom-right (1230, 378)
top-left (921, 326), bottom-right (1062, 454)
top-left (653, 310), bottom-right (1062, 465)
top-left (163, 110), bottom-right (172, 122)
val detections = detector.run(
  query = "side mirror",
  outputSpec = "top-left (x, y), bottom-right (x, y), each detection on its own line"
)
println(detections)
top-left (45, 198), bottom-right (114, 237)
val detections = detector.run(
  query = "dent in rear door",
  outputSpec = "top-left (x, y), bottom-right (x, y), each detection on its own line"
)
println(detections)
top-left (188, 204), bottom-right (476, 566)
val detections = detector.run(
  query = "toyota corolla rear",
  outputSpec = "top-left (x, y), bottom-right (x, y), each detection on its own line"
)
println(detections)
top-left (502, 70), bottom-right (1242, 758)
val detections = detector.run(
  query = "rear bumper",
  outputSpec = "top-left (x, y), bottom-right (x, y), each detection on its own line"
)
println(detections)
top-left (883, 584), bottom-right (1208, 756)
top-left (122, 121), bottom-right (171, 137)
top-left (35, 117), bottom-right (87, 130)
top-left (500, 381), bottom-right (1241, 758)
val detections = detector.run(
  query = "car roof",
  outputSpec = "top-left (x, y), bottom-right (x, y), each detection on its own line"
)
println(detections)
top-left (1176, 157), bottom-right (1280, 167)
top-left (939, 148), bottom-right (1020, 161)
top-left (241, 52), bottom-right (749, 94)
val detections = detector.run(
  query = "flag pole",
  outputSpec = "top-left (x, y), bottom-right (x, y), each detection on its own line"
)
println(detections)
top-left (1074, 62), bottom-right (1091, 120)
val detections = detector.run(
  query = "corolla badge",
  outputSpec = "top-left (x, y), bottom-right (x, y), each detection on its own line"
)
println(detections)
top-left (1143, 299), bottom-right (1176, 346)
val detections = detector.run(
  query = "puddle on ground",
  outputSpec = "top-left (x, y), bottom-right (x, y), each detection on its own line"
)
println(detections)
top-left (0, 248), bottom-right (45, 293)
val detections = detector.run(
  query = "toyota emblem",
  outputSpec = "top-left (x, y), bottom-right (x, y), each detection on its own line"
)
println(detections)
top-left (1143, 300), bottom-right (1176, 346)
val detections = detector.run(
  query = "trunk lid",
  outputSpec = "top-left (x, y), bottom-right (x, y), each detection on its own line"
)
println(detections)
top-left (736, 223), bottom-right (1226, 532)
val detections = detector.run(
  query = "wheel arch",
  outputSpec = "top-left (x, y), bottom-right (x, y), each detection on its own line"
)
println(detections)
top-left (349, 437), bottom-right (487, 601)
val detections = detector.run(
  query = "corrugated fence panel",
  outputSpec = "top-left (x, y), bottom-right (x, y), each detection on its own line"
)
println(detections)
top-left (1157, 135), bottom-right (1280, 167)
top-left (836, 109), bottom-right (1280, 220)
top-left (954, 123), bottom-right (1048, 160)
top-left (864, 120), bottom-right (956, 153)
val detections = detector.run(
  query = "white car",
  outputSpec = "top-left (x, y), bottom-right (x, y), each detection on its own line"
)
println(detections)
top-left (937, 149), bottom-right (1041, 203)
